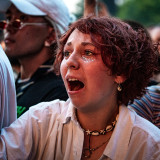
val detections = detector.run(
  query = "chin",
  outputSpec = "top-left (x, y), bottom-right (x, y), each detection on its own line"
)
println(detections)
top-left (70, 98), bottom-right (85, 109)
top-left (70, 99), bottom-right (92, 113)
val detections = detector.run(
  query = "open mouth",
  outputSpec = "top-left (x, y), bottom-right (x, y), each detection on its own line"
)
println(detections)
top-left (67, 78), bottom-right (84, 91)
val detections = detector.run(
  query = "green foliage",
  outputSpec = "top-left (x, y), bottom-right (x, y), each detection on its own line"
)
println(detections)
top-left (117, 0), bottom-right (160, 27)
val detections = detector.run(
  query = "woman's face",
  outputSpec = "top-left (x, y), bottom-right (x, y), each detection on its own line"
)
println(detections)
top-left (60, 29), bottom-right (118, 111)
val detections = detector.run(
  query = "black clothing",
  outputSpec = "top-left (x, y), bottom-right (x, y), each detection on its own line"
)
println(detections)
top-left (16, 60), bottom-right (68, 117)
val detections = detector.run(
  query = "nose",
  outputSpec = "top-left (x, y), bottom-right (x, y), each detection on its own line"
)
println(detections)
top-left (66, 52), bottom-right (80, 70)
top-left (5, 20), bottom-right (17, 34)
top-left (5, 24), bottom-right (14, 34)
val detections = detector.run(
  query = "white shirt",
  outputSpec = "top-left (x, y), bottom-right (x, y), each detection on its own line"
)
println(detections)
top-left (1, 99), bottom-right (160, 160)
top-left (0, 45), bottom-right (17, 129)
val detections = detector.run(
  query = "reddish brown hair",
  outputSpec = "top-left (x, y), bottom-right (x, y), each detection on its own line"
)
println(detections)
top-left (54, 16), bottom-right (157, 105)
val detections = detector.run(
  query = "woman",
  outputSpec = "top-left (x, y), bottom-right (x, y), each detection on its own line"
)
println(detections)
top-left (0, 16), bottom-right (160, 160)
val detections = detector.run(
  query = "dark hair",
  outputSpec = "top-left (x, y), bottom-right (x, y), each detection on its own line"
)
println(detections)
top-left (54, 16), bottom-right (157, 105)
top-left (123, 20), bottom-right (151, 40)
top-left (124, 20), bottom-right (160, 76)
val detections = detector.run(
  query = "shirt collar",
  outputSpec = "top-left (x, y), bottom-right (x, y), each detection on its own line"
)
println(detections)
top-left (57, 99), bottom-right (78, 124)
top-left (57, 102), bottom-right (136, 160)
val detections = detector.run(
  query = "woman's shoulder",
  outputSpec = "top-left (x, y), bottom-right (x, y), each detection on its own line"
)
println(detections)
top-left (17, 99), bottom-right (71, 124)
top-left (129, 107), bottom-right (160, 143)
top-left (120, 106), bottom-right (160, 141)
top-left (28, 99), bottom-right (70, 116)
top-left (122, 107), bottom-right (160, 157)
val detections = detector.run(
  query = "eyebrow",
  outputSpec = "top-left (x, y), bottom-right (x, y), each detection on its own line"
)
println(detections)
top-left (65, 41), bottom-right (96, 47)
top-left (81, 42), bottom-right (96, 47)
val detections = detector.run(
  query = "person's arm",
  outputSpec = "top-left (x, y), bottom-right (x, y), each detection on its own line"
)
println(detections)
top-left (84, 0), bottom-right (110, 17)
top-left (84, 0), bottom-right (97, 17)
top-left (0, 111), bottom-right (34, 159)
top-left (0, 100), bottom-right (60, 159)
top-left (0, 45), bottom-right (17, 129)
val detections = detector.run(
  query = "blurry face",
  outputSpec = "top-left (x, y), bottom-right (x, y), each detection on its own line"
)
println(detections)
top-left (4, 5), bottom-right (50, 59)
top-left (60, 29), bottom-right (118, 111)
top-left (150, 27), bottom-right (160, 53)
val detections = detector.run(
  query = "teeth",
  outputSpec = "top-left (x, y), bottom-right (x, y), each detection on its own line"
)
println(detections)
top-left (68, 78), bottom-right (79, 81)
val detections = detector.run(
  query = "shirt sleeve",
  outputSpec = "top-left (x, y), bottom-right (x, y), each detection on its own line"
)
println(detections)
top-left (0, 101), bottom-right (61, 160)
top-left (0, 45), bottom-right (17, 129)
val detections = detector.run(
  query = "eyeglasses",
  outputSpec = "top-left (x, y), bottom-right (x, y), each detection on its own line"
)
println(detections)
top-left (0, 19), bottom-right (47, 30)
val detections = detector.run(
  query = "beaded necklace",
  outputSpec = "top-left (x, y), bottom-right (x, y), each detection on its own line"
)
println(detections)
top-left (82, 115), bottom-right (118, 158)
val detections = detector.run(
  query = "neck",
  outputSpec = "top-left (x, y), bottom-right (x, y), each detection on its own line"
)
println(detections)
top-left (76, 102), bottom-right (119, 132)
top-left (19, 50), bottom-right (53, 79)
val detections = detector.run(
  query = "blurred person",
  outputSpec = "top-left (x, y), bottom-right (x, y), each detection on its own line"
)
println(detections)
top-left (149, 25), bottom-right (160, 52)
top-left (0, 16), bottom-right (159, 160)
top-left (129, 85), bottom-right (160, 128)
top-left (0, 13), bottom-right (20, 79)
top-left (149, 25), bottom-right (160, 83)
top-left (0, 45), bottom-right (16, 129)
top-left (0, 0), bottom-right (69, 117)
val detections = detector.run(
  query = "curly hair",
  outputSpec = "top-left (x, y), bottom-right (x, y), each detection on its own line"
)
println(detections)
top-left (54, 16), bottom-right (157, 105)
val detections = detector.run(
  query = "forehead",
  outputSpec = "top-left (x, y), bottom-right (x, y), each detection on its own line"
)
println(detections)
top-left (6, 4), bottom-right (22, 15)
top-left (6, 4), bottom-right (46, 22)
top-left (66, 29), bottom-right (92, 44)
top-left (66, 28), bottom-right (102, 47)
top-left (64, 29), bottom-right (102, 56)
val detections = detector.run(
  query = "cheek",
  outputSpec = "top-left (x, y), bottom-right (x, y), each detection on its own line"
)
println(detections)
top-left (24, 27), bottom-right (48, 42)
top-left (90, 73), bottom-right (116, 97)
top-left (86, 65), bottom-right (115, 90)
top-left (60, 60), bottom-right (67, 80)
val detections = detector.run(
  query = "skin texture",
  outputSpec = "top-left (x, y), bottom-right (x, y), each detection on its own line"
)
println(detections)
top-left (4, 5), bottom-right (54, 79)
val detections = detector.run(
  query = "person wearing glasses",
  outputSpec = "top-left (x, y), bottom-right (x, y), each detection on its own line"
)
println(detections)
top-left (0, 0), bottom-right (69, 117)
top-left (0, 16), bottom-right (159, 160)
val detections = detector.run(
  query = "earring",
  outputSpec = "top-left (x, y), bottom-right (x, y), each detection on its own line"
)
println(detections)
top-left (117, 83), bottom-right (122, 91)
top-left (44, 41), bottom-right (50, 47)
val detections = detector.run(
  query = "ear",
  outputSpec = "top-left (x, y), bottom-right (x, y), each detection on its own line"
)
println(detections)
top-left (44, 27), bottom-right (56, 47)
top-left (114, 75), bottom-right (126, 84)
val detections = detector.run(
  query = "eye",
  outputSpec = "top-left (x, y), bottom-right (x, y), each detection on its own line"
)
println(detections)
top-left (63, 50), bottom-right (71, 58)
top-left (84, 50), bottom-right (94, 56)
top-left (19, 15), bottom-right (28, 22)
